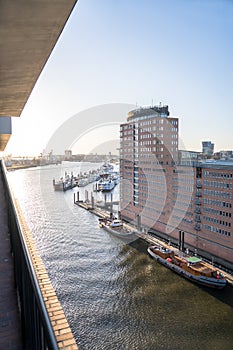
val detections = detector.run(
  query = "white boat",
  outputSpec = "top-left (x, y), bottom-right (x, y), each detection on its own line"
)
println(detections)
top-left (112, 174), bottom-right (119, 185)
top-left (147, 244), bottom-right (227, 289)
top-left (78, 178), bottom-right (89, 187)
top-left (88, 175), bottom-right (98, 183)
top-left (101, 162), bottom-right (114, 172)
top-left (99, 218), bottom-right (136, 239)
top-left (109, 219), bottom-right (123, 228)
top-left (98, 178), bottom-right (115, 192)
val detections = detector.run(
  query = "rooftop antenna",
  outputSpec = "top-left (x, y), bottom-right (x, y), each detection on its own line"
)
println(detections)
top-left (152, 98), bottom-right (153, 107)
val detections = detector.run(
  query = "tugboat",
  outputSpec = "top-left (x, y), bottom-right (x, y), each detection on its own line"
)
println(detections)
top-left (147, 244), bottom-right (227, 289)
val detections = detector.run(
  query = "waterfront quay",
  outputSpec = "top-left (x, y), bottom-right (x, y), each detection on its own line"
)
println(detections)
top-left (0, 160), bottom-right (78, 349)
top-left (74, 190), bottom-right (233, 288)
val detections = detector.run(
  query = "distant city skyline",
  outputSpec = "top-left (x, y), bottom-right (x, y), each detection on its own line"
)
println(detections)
top-left (2, 0), bottom-right (233, 157)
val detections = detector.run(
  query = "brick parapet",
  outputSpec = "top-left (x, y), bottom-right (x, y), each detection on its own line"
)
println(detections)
top-left (14, 198), bottom-right (79, 350)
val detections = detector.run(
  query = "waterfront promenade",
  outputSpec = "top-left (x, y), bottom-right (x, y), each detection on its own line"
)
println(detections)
top-left (0, 170), bottom-right (23, 349)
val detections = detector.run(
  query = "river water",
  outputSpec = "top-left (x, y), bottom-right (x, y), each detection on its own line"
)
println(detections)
top-left (7, 162), bottom-right (233, 350)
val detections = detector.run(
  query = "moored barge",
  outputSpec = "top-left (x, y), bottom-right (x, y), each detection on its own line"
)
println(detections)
top-left (147, 244), bottom-right (227, 289)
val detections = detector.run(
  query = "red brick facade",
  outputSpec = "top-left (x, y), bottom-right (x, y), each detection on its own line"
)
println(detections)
top-left (120, 107), bottom-right (233, 269)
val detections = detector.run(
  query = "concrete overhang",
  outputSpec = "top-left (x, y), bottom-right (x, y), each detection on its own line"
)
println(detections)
top-left (0, 117), bottom-right (12, 150)
top-left (0, 0), bottom-right (78, 151)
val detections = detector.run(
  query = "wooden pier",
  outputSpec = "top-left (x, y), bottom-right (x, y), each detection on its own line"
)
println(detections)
top-left (73, 190), bottom-right (119, 218)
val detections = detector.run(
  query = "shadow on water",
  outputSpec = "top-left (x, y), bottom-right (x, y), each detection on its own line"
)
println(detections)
top-left (203, 284), bottom-right (233, 308)
top-left (129, 237), bottom-right (148, 253)
top-left (128, 237), bottom-right (233, 308)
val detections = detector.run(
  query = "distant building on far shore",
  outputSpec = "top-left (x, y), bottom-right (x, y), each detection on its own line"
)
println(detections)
top-left (65, 149), bottom-right (72, 160)
top-left (219, 150), bottom-right (233, 160)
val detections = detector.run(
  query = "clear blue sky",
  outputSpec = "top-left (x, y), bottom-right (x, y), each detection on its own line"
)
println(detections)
top-left (5, 0), bottom-right (233, 156)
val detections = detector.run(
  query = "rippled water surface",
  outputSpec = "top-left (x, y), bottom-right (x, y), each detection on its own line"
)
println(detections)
top-left (8, 162), bottom-right (233, 350)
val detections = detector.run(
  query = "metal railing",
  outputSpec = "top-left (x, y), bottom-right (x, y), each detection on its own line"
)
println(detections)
top-left (1, 160), bottom-right (59, 350)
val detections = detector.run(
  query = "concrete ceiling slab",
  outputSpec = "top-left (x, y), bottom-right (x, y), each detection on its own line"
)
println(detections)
top-left (0, 0), bottom-right (77, 150)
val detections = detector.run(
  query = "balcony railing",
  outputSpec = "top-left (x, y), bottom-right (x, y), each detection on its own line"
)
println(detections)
top-left (1, 160), bottom-right (59, 350)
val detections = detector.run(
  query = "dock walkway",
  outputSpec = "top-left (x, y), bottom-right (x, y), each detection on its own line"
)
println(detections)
top-left (0, 171), bottom-right (23, 349)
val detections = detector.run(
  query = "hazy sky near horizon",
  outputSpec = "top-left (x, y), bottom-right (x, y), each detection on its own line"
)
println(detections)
top-left (4, 0), bottom-right (233, 156)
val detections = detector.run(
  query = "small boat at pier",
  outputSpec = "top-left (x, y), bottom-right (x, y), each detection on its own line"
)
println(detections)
top-left (77, 178), bottom-right (89, 187)
top-left (53, 173), bottom-right (77, 191)
top-left (98, 218), bottom-right (136, 240)
top-left (98, 178), bottom-right (115, 192)
top-left (147, 244), bottom-right (227, 289)
top-left (97, 162), bottom-right (118, 192)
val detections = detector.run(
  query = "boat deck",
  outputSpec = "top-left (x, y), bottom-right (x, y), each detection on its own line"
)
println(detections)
top-left (0, 171), bottom-right (23, 349)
